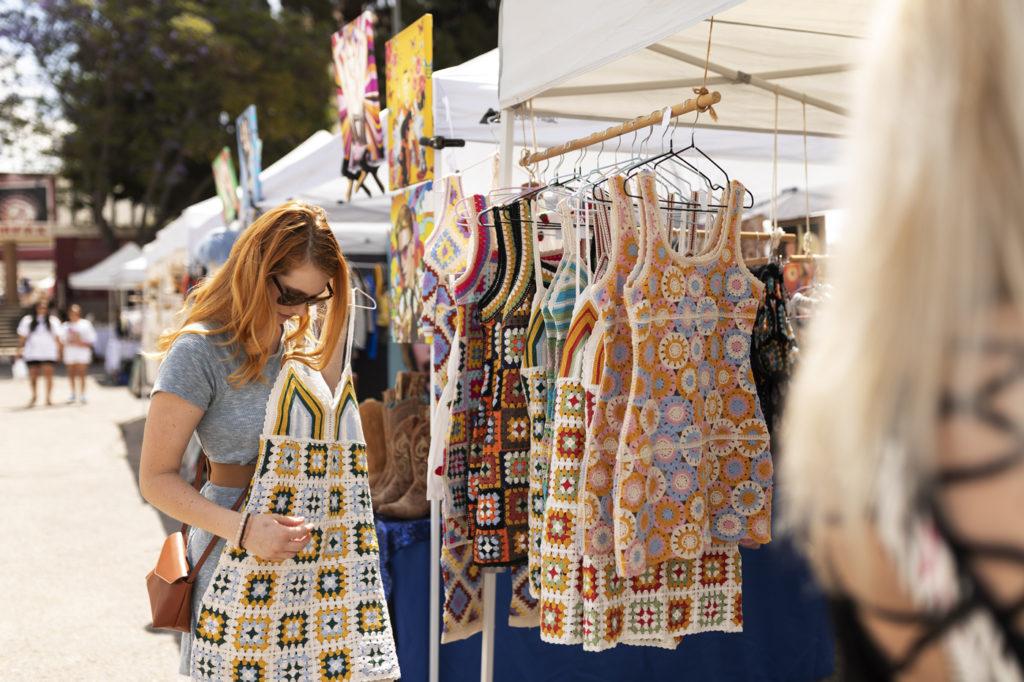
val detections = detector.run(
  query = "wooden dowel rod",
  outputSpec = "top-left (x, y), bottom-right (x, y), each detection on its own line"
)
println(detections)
top-left (789, 253), bottom-right (829, 262)
top-left (519, 91), bottom-right (722, 167)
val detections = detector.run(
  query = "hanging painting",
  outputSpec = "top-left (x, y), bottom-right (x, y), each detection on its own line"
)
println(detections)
top-left (236, 104), bottom-right (263, 224)
top-left (389, 181), bottom-right (434, 342)
top-left (385, 14), bottom-right (433, 190)
top-left (331, 11), bottom-right (384, 182)
top-left (211, 147), bottom-right (239, 223)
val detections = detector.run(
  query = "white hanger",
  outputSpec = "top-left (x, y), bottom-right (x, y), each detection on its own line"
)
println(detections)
top-left (351, 286), bottom-right (377, 311)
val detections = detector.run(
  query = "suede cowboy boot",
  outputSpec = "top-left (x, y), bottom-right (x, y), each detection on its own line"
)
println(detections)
top-left (370, 389), bottom-right (398, 503)
top-left (373, 413), bottom-right (423, 512)
top-left (396, 370), bottom-right (430, 402)
top-left (360, 399), bottom-right (387, 490)
top-left (378, 417), bottom-right (432, 519)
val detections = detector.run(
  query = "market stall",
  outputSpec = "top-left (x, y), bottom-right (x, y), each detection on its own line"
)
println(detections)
top-left (376, 3), bottom-right (874, 682)
top-left (129, 4), bottom-right (872, 678)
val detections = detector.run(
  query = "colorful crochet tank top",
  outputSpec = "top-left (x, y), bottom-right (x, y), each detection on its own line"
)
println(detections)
top-left (491, 200), bottom-right (536, 565)
top-left (470, 201), bottom-right (534, 565)
top-left (443, 193), bottom-right (491, 548)
top-left (420, 175), bottom-right (467, 403)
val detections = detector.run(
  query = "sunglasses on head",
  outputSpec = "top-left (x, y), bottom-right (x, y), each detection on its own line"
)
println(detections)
top-left (272, 275), bottom-right (334, 306)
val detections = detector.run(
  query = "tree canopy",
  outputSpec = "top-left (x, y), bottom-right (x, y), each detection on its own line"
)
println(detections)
top-left (0, 0), bottom-right (498, 248)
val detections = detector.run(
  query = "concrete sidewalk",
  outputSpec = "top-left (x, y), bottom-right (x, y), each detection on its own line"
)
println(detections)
top-left (0, 374), bottom-right (182, 680)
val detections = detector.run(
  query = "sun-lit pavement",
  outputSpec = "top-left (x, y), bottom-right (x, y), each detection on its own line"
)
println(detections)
top-left (0, 371), bottom-right (182, 680)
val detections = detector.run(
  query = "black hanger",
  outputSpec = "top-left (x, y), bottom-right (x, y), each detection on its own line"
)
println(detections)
top-left (622, 125), bottom-right (755, 211)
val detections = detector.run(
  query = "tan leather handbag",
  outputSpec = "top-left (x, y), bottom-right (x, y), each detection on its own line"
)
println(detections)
top-left (145, 455), bottom-right (247, 633)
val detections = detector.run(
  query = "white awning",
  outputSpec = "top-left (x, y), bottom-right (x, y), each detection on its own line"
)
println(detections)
top-left (435, 48), bottom-right (843, 162)
top-left (498, 0), bottom-right (876, 138)
top-left (185, 130), bottom-right (339, 257)
top-left (67, 242), bottom-right (143, 291)
top-left (744, 186), bottom-right (837, 221)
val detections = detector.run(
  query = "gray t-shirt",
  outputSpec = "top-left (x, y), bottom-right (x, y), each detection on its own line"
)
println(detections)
top-left (151, 326), bottom-right (284, 465)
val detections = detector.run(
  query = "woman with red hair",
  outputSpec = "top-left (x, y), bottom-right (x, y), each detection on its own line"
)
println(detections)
top-left (140, 201), bottom-right (398, 679)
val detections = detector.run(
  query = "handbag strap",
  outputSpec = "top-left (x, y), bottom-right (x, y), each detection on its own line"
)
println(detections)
top-left (181, 452), bottom-right (251, 583)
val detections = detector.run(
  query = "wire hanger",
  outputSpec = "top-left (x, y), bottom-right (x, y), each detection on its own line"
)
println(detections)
top-left (351, 286), bottom-right (377, 311)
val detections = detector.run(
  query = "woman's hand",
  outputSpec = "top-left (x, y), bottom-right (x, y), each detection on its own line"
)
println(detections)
top-left (241, 514), bottom-right (314, 562)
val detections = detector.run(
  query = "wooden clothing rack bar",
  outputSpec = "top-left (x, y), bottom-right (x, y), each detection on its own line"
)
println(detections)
top-left (519, 90), bottom-right (722, 167)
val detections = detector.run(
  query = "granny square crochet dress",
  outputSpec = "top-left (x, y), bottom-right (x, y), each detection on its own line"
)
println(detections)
top-left (613, 173), bottom-right (772, 578)
top-left (190, 315), bottom-right (400, 681)
top-left (576, 176), bottom-right (742, 651)
top-left (538, 290), bottom-right (597, 644)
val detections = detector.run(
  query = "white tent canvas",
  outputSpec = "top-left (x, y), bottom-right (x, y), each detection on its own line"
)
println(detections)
top-left (499, 0), bottom-right (876, 142)
top-left (185, 130), bottom-right (338, 259)
top-left (745, 186), bottom-right (836, 221)
top-left (183, 130), bottom-right (391, 258)
top-left (435, 48), bottom-right (843, 163)
top-left (68, 242), bottom-right (143, 291)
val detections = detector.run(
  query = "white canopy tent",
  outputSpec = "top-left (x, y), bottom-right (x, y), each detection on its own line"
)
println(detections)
top-left (745, 186), bottom-right (836, 221)
top-left (184, 130), bottom-right (338, 260)
top-left (435, 47), bottom-right (844, 163)
top-left (498, 0), bottom-right (875, 140)
top-left (186, 130), bottom-right (392, 260)
top-left (67, 242), bottom-right (143, 291)
top-left (432, 51), bottom-right (846, 207)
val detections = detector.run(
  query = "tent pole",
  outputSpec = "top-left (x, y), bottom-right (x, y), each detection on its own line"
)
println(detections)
top-left (429, 374), bottom-right (441, 682)
top-left (646, 43), bottom-right (848, 117)
top-left (428, 132), bottom-right (444, 682)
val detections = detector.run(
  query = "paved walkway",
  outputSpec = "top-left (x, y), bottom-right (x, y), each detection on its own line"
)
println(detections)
top-left (0, 373), bottom-right (182, 680)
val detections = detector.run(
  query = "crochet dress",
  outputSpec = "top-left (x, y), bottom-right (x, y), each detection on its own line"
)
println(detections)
top-left (577, 176), bottom-right (744, 650)
top-left (190, 310), bottom-right (400, 681)
top-left (538, 285), bottom-right (598, 644)
top-left (613, 173), bottom-right (772, 578)
top-left (577, 176), bottom-right (680, 651)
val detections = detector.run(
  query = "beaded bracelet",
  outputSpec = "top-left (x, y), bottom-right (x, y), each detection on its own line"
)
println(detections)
top-left (234, 511), bottom-right (252, 549)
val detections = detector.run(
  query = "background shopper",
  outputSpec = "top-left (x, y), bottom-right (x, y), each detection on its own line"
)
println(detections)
top-left (16, 299), bottom-right (62, 407)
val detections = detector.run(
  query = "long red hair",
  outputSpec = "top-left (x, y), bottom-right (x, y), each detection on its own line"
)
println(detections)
top-left (157, 201), bottom-right (350, 386)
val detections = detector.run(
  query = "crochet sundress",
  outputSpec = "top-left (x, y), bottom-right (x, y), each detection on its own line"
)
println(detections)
top-left (613, 173), bottom-right (772, 578)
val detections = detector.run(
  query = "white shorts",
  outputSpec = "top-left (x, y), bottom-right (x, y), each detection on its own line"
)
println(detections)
top-left (64, 346), bottom-right (92, 366)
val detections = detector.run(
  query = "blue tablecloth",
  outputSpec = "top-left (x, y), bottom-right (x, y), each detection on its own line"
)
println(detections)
top-left (384, 523), bottom-right (835, 682)
top-left (375, 516), bottom-right (432, 598)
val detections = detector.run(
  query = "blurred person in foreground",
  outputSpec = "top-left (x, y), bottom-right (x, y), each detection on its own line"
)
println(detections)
top-left (782, 1), bottom-right (1024, 680)
top-left (16, 299), bottom-right (62, 407)
top-left (60, 304), bottom-right (96, 404)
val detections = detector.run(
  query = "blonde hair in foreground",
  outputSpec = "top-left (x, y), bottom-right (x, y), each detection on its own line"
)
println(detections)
top-left (157, 201), bottom-right (350, 386)
top-left (780, 0), bottom-right (1024, 571)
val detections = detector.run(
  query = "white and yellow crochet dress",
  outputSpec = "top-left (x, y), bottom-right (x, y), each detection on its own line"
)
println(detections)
top-left (190, 315), bottom-right (400, 681)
